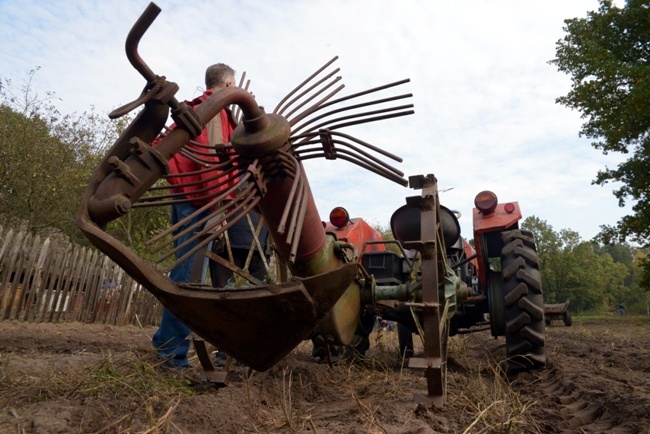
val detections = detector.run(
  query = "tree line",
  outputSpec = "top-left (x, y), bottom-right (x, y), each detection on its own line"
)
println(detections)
top-left (551, 0), bottom-right (650, 290)
top-left (522, 216), bottom-right (648, 315)
top-left (3, 0), bottom-right (650, 316)
top-left (0, 69), bottom-right (169, 258)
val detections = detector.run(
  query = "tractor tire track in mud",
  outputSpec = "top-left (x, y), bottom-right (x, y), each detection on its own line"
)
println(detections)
top-left (508, 320), bottom-right (650, 433)
top-left (0, 319), bottom-right (648, 432)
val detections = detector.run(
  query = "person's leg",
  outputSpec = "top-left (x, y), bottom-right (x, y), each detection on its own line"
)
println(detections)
top-left (152, 202), bottom-right (210, 368)
top-left (247, 251), bottom-right (268, 281)
top-left (209, 238), bottom-right (233, 288)
top-left (152, 307), bottom-right (192, 367)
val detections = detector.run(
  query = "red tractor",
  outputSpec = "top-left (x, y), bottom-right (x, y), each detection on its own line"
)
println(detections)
top-left (77, 3), bottom-right (545, 410)
top-left (319, 182), bottom-right (546, 400)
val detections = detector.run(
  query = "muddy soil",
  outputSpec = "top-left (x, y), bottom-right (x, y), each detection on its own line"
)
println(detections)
top-left (0, 318), bottom-right (648, 433)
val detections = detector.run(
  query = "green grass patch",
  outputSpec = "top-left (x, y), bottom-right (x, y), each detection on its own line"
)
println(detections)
top-left (571, 314), bottom-right (650, 324)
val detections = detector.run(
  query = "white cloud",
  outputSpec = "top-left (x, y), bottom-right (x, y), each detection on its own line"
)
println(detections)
top-left (0, 0), bottom-right (634, 242)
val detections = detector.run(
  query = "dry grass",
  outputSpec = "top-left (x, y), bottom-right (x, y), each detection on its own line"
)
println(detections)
top-left (0, 327), bottom-right (541, 433)
top-left (447, 334), bottom-right (541, 433)
top-left (228, 329), bottom-right (540, 433)
top-left (0, 347), bottom-right (195, 433)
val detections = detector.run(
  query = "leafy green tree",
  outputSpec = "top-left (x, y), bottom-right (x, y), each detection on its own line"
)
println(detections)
top-left (522, 216), bottom-right (636, 313)
top-left (630, 249), bottom-right (650, 313)
top-left (550, 0), bottom-right (650, 288)
top-left (522, 216), bottom-right (564, 302)
top-left (0, 69), bottom-right (164, 252)
top-left (0, 103), bottom-right (99, 241)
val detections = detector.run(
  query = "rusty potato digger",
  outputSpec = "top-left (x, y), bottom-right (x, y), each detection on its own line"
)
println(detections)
top-left (77, 2), bottom-right (546, 409)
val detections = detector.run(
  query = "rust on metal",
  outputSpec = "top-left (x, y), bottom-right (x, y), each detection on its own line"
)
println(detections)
top-left (77, 2), bottom-right (414, 373)
top-left (193, 338), bottom-right (229, 386)
top-left (405, 175), bottom-right (446, 409)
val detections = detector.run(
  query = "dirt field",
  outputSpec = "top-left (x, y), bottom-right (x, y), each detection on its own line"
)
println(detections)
top-left (1, 317), bottom-right (648, 433)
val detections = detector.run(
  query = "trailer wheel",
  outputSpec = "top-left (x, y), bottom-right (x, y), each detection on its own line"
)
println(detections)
top-left (563, 310), bottom-right (572, 327)
top-left (501, 229), bottom-right (546, 371)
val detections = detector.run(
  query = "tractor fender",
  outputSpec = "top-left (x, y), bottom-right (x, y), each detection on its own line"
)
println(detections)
top-left (473, 202), bottom-right (522, 234)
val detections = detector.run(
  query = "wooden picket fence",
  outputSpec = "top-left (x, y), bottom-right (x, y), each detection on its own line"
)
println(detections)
top-left (0, 225), bottom-right (163, 326)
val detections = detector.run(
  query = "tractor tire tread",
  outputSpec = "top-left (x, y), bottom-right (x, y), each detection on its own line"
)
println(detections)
top-left (518, 296), bottom-right (544, 321)
top-left (502, 230), bottom-right (536, 250)
top-left (500, 229), bottom-right (546, 371)
top-left (504, 282), bottom-right (528, 307)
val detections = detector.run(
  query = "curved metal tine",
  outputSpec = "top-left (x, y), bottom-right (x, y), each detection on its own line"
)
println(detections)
top-left (243, 214), bottom-right (269, 273)
top-left (290, 93), bottom-right (413, 137)
top-left (186, 137), bottom-right (234, 149)
top-left (183, 167), bottom-right (242, 195)
top-left (231, 72), bottom-right (250, 123)
top-left (328, 145), bottom-right (404, 178)
top-left (273, 56), bottom-right (339, 114)
top-left (290, 79), bottom-right (411, 129)
top-left (289, 176), bottom-right (309, 263)
top-left (342, 156), bottom-right (408, 186)
top-left (155, 186), bottom-right (255, 263)
top-left (229, 71), bottom-right (246, 113)
top-left (134, 173), bottom-right (241, 207)
top-left (292, 147), bottom-right (327, 160)
top-left (287, 85), bottom-right (346, 128)
top-left (298, 135), bottom-right (404, 175)
top-left (332, 153), bottom-right (409, 186)
top-left (307, 110), bottom-right (415, 138)
top-left (157, 178), bottom-right (257, 258)
top-left (237, 78), bottom-right (253, 123)
top-left (163, 198), bottom-right (255, 273)
top-left (278, 69), bottom-right (341, 117)
top-left (151, 182), bottom-right (250, 256)
top-left (139, 165), bottom-right (242, 205)
top-left (292, 105), bottom-right (414, 145)
top-left (146, 174), bottom-right (249, 248)
top-left (283, 76), bottom-right (343, 122)
top-left (330, 130), bottom-right (403, 162)
top-left (163, 194), bottom-right (261, 273)
top-left (157, 155), bottom-right (240, 182)
top-left (319, 78), bottom-right (411, 112)
top-left (152, 155), bottom-right (238, 184)
top-left (292, 129), bottom-right (403, 163)
top-left (279, 155), bottom-right (303, 245)
top-left (179, 145), bottom-right (235, 163)
top-left (254, 218), bottom-right (269, 271)
top-left (295, 146), bottom-right (406, 185)
top-left (150, 200), bottom-right (228, 256)
top-left (276, 152), bottom-right (301, 235)
top-left (286, 173), bottom-right (305, 246)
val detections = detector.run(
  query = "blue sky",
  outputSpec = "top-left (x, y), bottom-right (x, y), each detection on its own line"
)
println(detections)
top-left (0, 0), bottom-right (633, 241)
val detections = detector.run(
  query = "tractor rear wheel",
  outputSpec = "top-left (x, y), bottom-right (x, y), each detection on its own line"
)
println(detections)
top-left (500, 229), bottom-right (546, 371)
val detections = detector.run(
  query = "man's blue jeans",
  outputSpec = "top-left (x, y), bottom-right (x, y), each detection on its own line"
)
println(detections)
top-left (152, 202), bottom-right (210, 368)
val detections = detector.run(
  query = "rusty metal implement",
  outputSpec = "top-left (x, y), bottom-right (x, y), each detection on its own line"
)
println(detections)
top-left (77, 2), bottom-right (413, 372)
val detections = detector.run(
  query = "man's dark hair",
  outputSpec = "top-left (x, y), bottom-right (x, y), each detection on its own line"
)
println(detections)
top-left (205, 63), bottom-right (236, 89)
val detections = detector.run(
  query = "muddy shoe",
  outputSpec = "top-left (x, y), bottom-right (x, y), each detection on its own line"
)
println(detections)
top-left (214, 351), bottom-right (228, 367)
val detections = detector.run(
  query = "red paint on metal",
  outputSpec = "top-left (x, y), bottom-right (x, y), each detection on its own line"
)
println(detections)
top-left (324, 218), bottom-right (385, 261)
top-left (472, 202), bottom-right (522, 234)
top-left (258, 176), bottom-right (327, 264)
top-left (473, 202), bottom-right (522, 287)
top-left (463, 239), bottom-right (478, 270)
